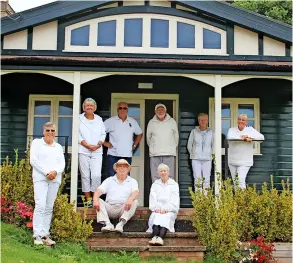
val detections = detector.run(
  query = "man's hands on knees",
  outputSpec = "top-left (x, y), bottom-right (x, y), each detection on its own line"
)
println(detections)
top-left (124, 198), bottom-right (133, 211)
top-left (93, 199), bottom-right (100, 211)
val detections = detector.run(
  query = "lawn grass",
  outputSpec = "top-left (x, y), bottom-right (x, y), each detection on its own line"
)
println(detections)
top-left (1, 222), bottom-right (221, 263)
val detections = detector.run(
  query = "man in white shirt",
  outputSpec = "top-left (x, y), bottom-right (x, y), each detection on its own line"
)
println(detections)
top-left (93, 159), bottom-right (139, 233)
top-left (227, 114), bottom-right (265, 189)
top-left (30, 122), bottom-right (65, 246)
top-left (147, 104), bottom-right (179, 182)
top-left (103, 102), bottom-right (143, 176)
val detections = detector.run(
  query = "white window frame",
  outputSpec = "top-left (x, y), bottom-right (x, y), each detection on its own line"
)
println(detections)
top-left (209, 98), bottom-right (261, 155)
top-left (27, 95), bottom-right (73, 152)
top-left (64, 13), bottom-right (227, 55)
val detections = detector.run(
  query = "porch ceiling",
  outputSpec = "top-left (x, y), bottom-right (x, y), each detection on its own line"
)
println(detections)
top-left (1, 55), bottom-right (292, 73)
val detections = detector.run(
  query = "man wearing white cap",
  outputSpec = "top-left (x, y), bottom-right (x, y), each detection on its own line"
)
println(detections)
top-left (93, 159), bottom-right (139, 233)
top-left (147, 104), bottom-right (179, 182)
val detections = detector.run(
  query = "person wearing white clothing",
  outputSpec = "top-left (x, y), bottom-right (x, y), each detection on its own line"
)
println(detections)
top-left (93, 159), bottom-right (139, 233)
top-left (187, 113), bottom-right (214, 191)
top-left (103, 102), bottom-right (143, 176)
top-left (147, 163), bottom-right (180, 246)
top-left (79, 98), bottom-right (106, 206)
top-left (227, 114), bottom-right (265, 189)
top-left (30, 122), bottom-right (65, 246)
top-left (147, 104), bottom-right (179, 182)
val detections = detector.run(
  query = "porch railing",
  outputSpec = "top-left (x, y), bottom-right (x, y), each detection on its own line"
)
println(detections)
top-left (224, 139), bottom-right (265, 180)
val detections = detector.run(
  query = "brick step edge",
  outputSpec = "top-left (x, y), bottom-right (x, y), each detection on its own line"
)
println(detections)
top-left (89, 232), bottom-right (198, 238)
top-left (89, 246), bottom-right (206, 252)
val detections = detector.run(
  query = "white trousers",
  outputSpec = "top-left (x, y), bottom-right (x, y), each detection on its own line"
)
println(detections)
top-left (228, 164), bottom-right (251, 189)
top-left (192, 160), bottom-right (212, 190)
top-left (33, 180), bottom-right (60, 237)
top-left (79, 153), bottom-right (102, 192)
top-left (97, 199), bottom-right (138, 224)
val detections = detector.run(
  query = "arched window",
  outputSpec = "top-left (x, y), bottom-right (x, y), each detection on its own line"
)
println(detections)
top-left (177, 22), bottom-right (195, 48)
top-left (97, 20), bottom-right (116, 46)
top-left (151, 19), bottom-right (169, 48)
top-left (124, 18), bottom-right (143, 47)
top-left (70, 25), bottom-right (89, 46)
top-left (203, 28), bottom-right (221, 49)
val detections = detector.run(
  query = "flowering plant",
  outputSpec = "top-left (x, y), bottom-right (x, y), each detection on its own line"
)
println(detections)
top-left (235, 236), bottom-right (275, 263)
top-left (1, 196), bottom-right (33, 229)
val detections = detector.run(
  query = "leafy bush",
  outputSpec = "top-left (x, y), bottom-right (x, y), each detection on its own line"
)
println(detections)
top-left (190, 175), bottom-right (292, 261)
top-left (1, 150), bottom-right (93, 243)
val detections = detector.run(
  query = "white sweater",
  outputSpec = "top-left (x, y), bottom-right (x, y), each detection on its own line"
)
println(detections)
top-left (30, 138), bottom-right (65, 184)
top-left (227, 126), bottom-right (265, 166)
top-left (146, 114), bottom-right (179, 157)
top-left (78, 113), bottom-right (106, 155)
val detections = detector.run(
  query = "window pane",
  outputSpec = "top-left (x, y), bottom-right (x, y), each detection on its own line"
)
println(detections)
top-left (177, 22), bottom-right (195, 48)
top-left (71, 25), bottom-right (89, 46)
top-left (59, 101), bottom-right (73, 115)
top-left (222, 119), bottom-right (230, 145)
top-left (151, 19), bottom-right (169, 48)
top-left (127, 104), bottom-right (140, 157)
top-left (248, 120), bottom-right (254, 127)
top-left (238, 104), bottom-right (254, 118)
top-left (124, 18), bottom-right (143, 47)
top-left (97, 20), bottom-right (116, 46)
top-left (203, 28), bottom-right (221, 49)
top-left (58, 117), bottom-right (72, 146)
top-left (34, 101), bottom-right (51, 115)
top-left (222, 104), bottom-right (230, 118)
top-left (33, 117), bottom-right (50, 136)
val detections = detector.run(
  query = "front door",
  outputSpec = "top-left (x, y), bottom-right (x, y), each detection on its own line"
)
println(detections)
top-left (111, 94), bottom-right (178, 206)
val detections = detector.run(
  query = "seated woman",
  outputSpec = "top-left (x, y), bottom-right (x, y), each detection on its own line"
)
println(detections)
top-left (147, 163), bottom-right (180, 246)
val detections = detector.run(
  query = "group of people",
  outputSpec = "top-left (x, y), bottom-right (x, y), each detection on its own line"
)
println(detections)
top-left (29, 97), bottom-right (264, 246)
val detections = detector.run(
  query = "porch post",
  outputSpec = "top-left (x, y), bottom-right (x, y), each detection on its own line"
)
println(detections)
top-left (214, 75), bottom-right (222, 195)
top-left (70, 72), bottom-right (81, 207)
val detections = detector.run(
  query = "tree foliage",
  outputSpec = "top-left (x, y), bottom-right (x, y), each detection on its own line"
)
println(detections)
top-left (233, 0), bottom-right (292, 25)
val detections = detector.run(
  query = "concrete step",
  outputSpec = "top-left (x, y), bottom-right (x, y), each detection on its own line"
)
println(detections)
top-left (87, 232), bottom-right (199, 247)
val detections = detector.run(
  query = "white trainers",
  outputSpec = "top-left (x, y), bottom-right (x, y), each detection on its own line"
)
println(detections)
top-left (42, 236), bottom-right (56, 246)
top-left (34, 236), bottom-right (43, 245)
top-left (101, 223), bottom-right (114, 232)
top-left (149, 236), bottom-right (158, 245)
top-left (114, 222), bottom-right (124, 233)
top-left (155, 236), bottom-right (164, 246)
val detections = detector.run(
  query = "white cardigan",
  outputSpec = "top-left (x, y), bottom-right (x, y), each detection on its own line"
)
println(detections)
top-left (227, 126), bottom-right (265, 166)
top-left (78, 113), bottom-right (106, 155)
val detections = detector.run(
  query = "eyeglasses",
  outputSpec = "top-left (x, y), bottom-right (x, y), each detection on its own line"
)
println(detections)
top-left (118, 107), bottom-right (128, 110)
top-left (45, 129), bottom-right (55, 132)
top-left (238, 118), bottom-right (247, 121)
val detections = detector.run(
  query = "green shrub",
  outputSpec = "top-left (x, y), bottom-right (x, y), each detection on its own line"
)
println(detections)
top-left (190, 175), bottom-right (292, 261)
top-left (1, 150), bottom-right (93, 243)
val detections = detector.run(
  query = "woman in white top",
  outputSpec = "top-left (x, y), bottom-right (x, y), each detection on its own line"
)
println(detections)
top-left (187, 113), bottom-right (214, 191)
top-left (227, 114), bottom-right (265, 189)
top-left (30, 122), bottom-right (65, 246)
top-left (147, 163), bottom-right (180, 246)
top-left (79, 98), bottom-right (106, 206)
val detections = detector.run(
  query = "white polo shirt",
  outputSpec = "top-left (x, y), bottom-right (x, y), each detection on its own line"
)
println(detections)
top-left (104, 116), bottom-right (142, 157)
top-left (30, 138), bottom-right (65, 184)
top-left (98, 175), bottom-right (139, 205)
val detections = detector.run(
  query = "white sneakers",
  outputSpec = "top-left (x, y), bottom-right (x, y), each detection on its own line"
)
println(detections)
top-left (114, 222), bottom-right (124, 233)
top-left (101, 223), bottom-right (114, 232)
top-left (34, 236), bottom-right (56, 246)
top-left (149, 236), bottom-right (164, 246)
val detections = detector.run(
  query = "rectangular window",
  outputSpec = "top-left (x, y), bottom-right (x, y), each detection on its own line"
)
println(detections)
top-left (28, 95), bottom-right (73, 150)
top-left (151, 19), bottom-right (169, 48)
top-left (209, 98), bottom-right (261, 154)
top-left (203, 28), bottom-right (221, 49)
top-left (177, 22), bottom-right (195, 48)
top-left (124, 18), bottom-right (143, 47)
top-left (97, 20), bottom-right (116, 46)
top-left (70, 25), bottom-right (90, 46)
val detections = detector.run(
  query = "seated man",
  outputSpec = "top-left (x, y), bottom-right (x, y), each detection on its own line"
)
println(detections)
top-left (93, 159), bottom-right (139, 233)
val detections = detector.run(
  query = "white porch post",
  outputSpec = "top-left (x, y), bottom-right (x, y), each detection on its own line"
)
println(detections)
top-left (70, 72), bottom-right (81, 206)
top-left (214, 75), bottom-right (222, 195)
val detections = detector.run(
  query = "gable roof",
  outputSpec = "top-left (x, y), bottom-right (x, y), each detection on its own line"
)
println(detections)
top-left (1, 0), bottom-right (292, 43)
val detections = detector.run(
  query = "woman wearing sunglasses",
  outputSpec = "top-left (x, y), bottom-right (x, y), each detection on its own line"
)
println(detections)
top-left (79, 98), bottom-right (106, 207)
top-left (30, 122), bottom-right (65, 246)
